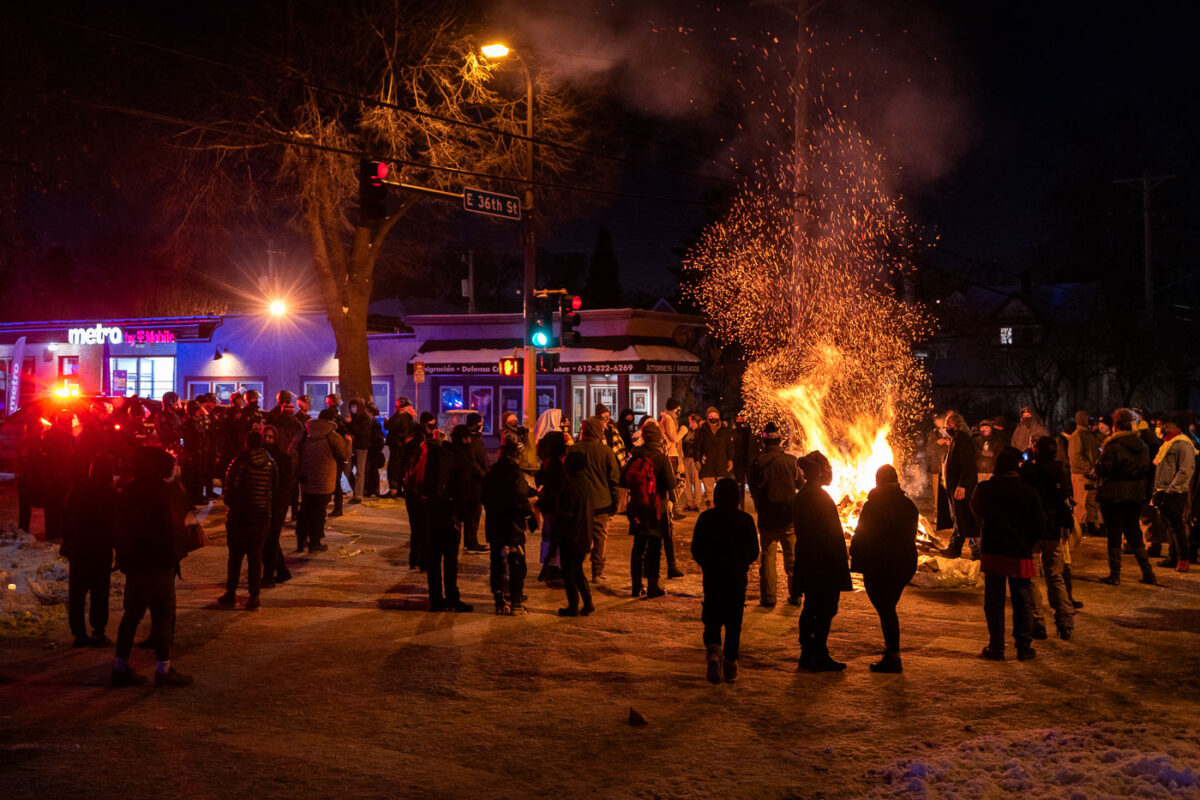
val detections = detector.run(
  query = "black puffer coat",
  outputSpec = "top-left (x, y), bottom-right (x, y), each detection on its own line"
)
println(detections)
top-left (1094, 431), bottom-right (1151, 505)
top-left (483, 455), bottom-right (535, 546)
top-left (792, 484), bottom-right (852, 595)
top-left (849, 484), bottom-right (919, 582)
top-left (224, 447), bottom-right (278, 526)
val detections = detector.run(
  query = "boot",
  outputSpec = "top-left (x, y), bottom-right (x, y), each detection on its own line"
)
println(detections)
top-left (1146, 543), bottom-right (1162, 558)
top-left (667, 564), bottom-right (685, 579)
top-left (1098, 574), bottom-right (1121, 585)
top-left (723, 658), bottom-right (739, 683)
top-left (645, 582), bottom-right (666, 599)
top-left (706, 644), bottom-right (723, 685)
top-left (869, 652), bottom-right (903, 673)
top-left (494, 593), bottom-right (510, 615)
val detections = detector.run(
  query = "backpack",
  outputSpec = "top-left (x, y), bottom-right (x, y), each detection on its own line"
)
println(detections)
top-left (624, 454), bottom-right (659, 523)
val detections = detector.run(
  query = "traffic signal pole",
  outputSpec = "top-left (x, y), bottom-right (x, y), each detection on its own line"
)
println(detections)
top-left (520, 61), bottom-right (537, 456)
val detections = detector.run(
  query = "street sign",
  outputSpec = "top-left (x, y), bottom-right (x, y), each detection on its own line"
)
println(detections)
top-left (463, 187), bottom-right (521, 220)
top-left (413, 361), bottom-right (426, 384)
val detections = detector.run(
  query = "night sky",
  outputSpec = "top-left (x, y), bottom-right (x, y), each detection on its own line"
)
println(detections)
top-left (3, 0), bottom-right (1197, 312)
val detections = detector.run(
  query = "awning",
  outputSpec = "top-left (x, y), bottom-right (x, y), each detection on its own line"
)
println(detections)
top-left (407, 343), bottom-right (700, 376)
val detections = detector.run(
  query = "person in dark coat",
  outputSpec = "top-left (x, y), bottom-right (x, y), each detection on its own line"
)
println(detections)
top-left (730, 412), bottom-right (756, 508)
top-left (219, 431), bottom-right (277, 611)
top-left (483, 434), bottom-right (536, 615)
top-left (16, 420), bottom-right (48, 535)
top-left (423, 424), bottom-right (472, 613)
top-left (974, 419), bottom-right (1001, 480)
top-left (265, 391), bottom-right (305, 460)
top-left (260, 425), bottom-right (294, 586)
top-left (849, 465), bottom-right (919, 673)
top-left (536, 430), bottom-right (569, 582)
top-left (970, 449), bottom-right (1043, 661)
top-left (62, 453), bottom-right (119, 647)
top-left (112, 446), bottom-right (192, 688)
top-left (695, 407), bottom-right (734, 506)
top-left (385, 398), bottom-right (417, 498)
top-left (343, 397), bottom-right (372, 503)
top-left (362, 402), bottom-right (386, 497)
top-left (569, 417), bottom-right (621, 583)
top-left (941, 411), bottom-right (980, 559)
top-left (38, 413), bottom-right (77, 542)
top-left (455, 414), bottom-right (490, 552)
top-left (749, 422), bottom-right (803, 606)
top-left (554, 450), bottom-right (595, 617)
top-left (180, 400), bottom-right (212, 506)
top-left (793, 451), bottom-right (852, 671)
top-left (691, 477), bottom-right (760, 684)
top-left (622, 422), bottom-right (676, 598)
top-left (318, 394), bottom-right (350, 516)
top-left (402, 414), bottom-right (435, 570)
top-left (1094, 409), bottom-right (1156, 585)
top-left (616, 408), bottom-right (637, 454)
top-left (1018, 436), bottom-right (1076, 639)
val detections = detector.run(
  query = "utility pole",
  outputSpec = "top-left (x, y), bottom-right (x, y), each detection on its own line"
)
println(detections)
top-left (461, 250), bottom-right (476, 314)
top-left (1115, 172), bottom-right (1174, 319)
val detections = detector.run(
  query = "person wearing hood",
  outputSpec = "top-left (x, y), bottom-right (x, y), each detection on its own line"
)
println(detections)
top-left (616, 408), bottom-right (636, 455)
top-left (849, 464), bottom-right (919, 673)
top-left (622, 421), bottom-right (676, 598)
top-left (696, 407), bottom-right (734, 509)
top-left (793, 451), bottom-right (852, 671)
top-left (974, 419), bottom-right (1000, 482)
top-left (483, 433), bottom-right (533, 614)
top-left (554, 450), bottom-right (596, 617)
top-left (296, 413), bottom-right (352, 553)
top-left (971, 449), bottom-right (1043, 661)
top-left (569, 416), bottom-right (621, 583)
top-left (385, 397), bottom-right (417, 498)
top-left (750, 422), bottom-right (803, 607)
top-left (112, 446), bottom-right (192, 688)
top-left (1011, 407), bottom-right (1049, 454)
top-left (260, 424), bottom-right (294, 586)
top-left (219, 431), bottom-right (277, 611)
top-left (341, 397), bottom-right (372, 504)
top-left (402, 413), bottom-right (437, 570)
top-left (691, 477), bottom-right (760, 684)
top-left (941, 411), bottom-right (981, 560)
top-left (1150, 411), bottom-right (1196, 572)
top-left (424, 419), bottom-right (472, 613)
top-left (1093, 408), bottom-right (1156, 585)
top-left (730, 412), bottom-right (757, 509)
top-left (455, 414), bottom-right (490, 553)
top-left (1018, 436), bottom-right (1076, 639)
top-left (1067, 410), bottom-right (1101, 535)
top-left (62, 453), bottom-right (119, 647)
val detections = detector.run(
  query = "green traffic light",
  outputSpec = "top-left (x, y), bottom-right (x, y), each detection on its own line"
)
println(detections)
top-left (531, 329), bottom-right (550, 348)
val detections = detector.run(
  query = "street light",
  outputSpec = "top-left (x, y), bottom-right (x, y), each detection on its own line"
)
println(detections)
top-left (482, 41), bottom-right (537, 456)
top-left (269, 299), bottom-right (287, 317)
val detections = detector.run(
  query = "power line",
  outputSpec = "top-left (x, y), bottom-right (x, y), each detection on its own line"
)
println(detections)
top-left (35, 11), bottom-right (728, 185)
top-left (0, 79), bottom-right (706, 207)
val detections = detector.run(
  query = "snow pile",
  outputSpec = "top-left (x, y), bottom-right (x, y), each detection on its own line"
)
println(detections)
top-left (910, 555), bottom-right (981, 589)
top-left (0, 525), bottom-right (70, 629)
top-left (864, 725), bottom-right (1200, 798)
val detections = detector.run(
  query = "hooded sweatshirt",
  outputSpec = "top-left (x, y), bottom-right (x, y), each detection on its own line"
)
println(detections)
top-left (298, 417), bottom-right (352, 494)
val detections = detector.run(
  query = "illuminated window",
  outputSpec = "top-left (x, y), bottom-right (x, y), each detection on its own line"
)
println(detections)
top-left (109, 357), bottom-right (175, 399)
top-left (999, 327), bottom-right (1013, 345)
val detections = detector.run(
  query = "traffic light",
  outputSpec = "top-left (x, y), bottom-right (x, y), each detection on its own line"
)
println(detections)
top-left (358, 159), bottom-right (389, 226)
top-left (560, 294), bottom-right (582, 346)
top-left (498, 356), bottom-right (521, 376)
top-left (536, 351), bottom-right (560, 372)
top-left (528, 293), bottom-right (556, 349)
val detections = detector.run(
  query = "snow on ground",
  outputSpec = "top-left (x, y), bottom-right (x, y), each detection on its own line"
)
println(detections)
top-left (0, 526), bottom-right (71, 630)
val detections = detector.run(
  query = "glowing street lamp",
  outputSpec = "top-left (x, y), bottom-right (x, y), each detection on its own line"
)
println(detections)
top-left (269, 300), bottom-right (287, 317)
top-left (481, 43), bottom-right (510, 58)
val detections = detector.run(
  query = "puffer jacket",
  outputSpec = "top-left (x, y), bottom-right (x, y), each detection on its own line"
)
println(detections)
top-left (1094, 431), bottom-right (1151, 505)
top-left (297, 418), bottom-right (352, 495)
top-left (483, 455), bottom-right (534, 546)
top-left (224, 447), bottom-right (278, 525)
top-left (750, 442), bottom-right (802, 531)
top-left (849, 484), bottom-right (919, 581)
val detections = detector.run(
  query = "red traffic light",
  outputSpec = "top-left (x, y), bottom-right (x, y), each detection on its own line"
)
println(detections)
top-left (569, 295), bottom-right (582, 310)
top-left (367, 160), bottom-right (388, 186)
top-left (498, 357), bottom-right (521, 377)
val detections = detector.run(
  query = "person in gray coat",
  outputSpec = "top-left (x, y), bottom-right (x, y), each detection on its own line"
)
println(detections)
top-left (296, 416), bottom-right (351, 553)
top-left (568, 417), bottom-right (621, 582)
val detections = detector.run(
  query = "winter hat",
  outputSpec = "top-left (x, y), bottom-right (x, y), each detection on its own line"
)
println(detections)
top-left (713, 477), bottom-right (740, 508)
top-left (875, 464), bottom-right (899, 486)
top-left (582, 416), bottom-right (605, 441)
top-left (992, 414), bottom-right (1007, 427)
top-left (1112, 408), bottom-right (1136, 430)
top-left (978, 418), bottom-right (994, 429)
top-left (665, 398), bottom-right (681, 412)
top-left (419, 411), bottom-right (436, 426)
top-left (762, 421), bottom-right (782, 440)
top-left (564, 450), bottom-right (588, 477)
top-left (1098, 414), bottom-right (1112, 429)
top-left (466, 412), bottom-right (482, 428)
top-left (398, 397), bottom-right (411, 407)
top-left (797, 450), bottom-right (831, 480)
top-left (595, 402), bottom-right (611, 416)
top-left (499, 432), bottom-right (523, 459)
top-left (641, 420), bottom-right (664, 445)
top-left (994, 450), bottom-right (1021, 475)
top-left (705, 406), bottom-right (721, 420)
top-left (502, 410), bottom-right (519, 428)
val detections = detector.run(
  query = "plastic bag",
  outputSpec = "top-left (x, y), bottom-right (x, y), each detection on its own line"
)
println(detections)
top-left (909, 555), bottom-right (981, 588)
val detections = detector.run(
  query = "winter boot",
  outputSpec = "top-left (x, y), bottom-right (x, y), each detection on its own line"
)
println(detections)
top-left (1098, 574), bottom-right (1121, 585)
top-left (645, 581), bottom-right (666, 599)
top-left (110, 668), bottom-right (148, 688)
top-left (1016, 644), bottom-right (1037, 661)
top-left (1031, 623), bottom-right (1048, 640)
top-left (869, 652), bottom-right (903, 673)
top-left (217, 591), bottom-right (236, 606)
top-left (494, 593), bottom-right (510, 615)
top-left (706, 644), bottom-right (723, 685)
top-left (667, 564), bottom-right (685, 579)
top-left (723, 658), bottom-right (739, 683)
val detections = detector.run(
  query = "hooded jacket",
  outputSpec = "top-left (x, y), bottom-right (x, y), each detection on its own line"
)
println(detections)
top-left (750, 442), bottom-right (802, 531)
top-left (297, 417), bottom-right (352, 495)
top-left (691, 493), bottom-right (759, 592)
top-left (482, 454), bottom-right (534, 546)
top-left (1067, 411), bottom-right (1100, 475)
top-left (849, 483), bottom-right (919, 581)
top-left (1094, 430), bottom-right (1151, 505)
top-left (568, 418), bottom-right (621, 514)
top-left (1010, 412), bottom-right (1049, 452)
top-left (224, 447), bottom-right (278, 526)
top-left (1153, 433), bottom-right (1197, 495)
top-left (792, 482), bottom-right (852, 595)
top-left (970, 473), bottom-right (1042, 571)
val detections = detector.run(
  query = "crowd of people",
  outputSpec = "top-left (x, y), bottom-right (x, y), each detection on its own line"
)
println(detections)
top-left (13, 386), bottom-right (1197, 688)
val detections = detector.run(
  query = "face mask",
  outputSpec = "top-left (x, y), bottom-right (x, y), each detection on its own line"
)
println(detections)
top-left (1155, 427), bottom-right (1163, 438)
top-left (350, 406), bottom-right (358, 414)
top-left (707, 418), bottom-right (719, 425)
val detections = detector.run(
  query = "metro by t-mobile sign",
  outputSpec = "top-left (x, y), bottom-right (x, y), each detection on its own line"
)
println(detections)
top-left (67, 324), bottom-right (176, 345)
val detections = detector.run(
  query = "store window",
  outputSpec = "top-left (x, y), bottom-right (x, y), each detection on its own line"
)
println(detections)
top-left (58, 356), bottom-right (79, 379)
top-left (110, 357), bottom-right (175, 400)
top-left (999, 326), bottom-right (1013, 345)
top-left (187, 379), bottom-right (265, 403)
top-left (469, 386), bottom-right (494, 433)
top-left (301, 378), bottom-right (391, 413)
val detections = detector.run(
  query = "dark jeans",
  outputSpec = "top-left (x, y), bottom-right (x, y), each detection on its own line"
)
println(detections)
top-left (226, 520), bottom-right (269, 597)
top-left (489, 540), bottom-right (528, 603)
top-left (1156, 491), bottom-right (1189, 563)
top-left (798, 590), bottom-right (840, 659)
top-left (662, 513), bottom-right (677, 568)
top-left (631, 534), bottom-right (662, 590)
top-left (1100, 500), bottom-right (1153, 578)
top-left (43, 498), bottom-right (65, 540)
top-left (263, 500), bottom-right (287, 580)
top-left (702, 588), bottom-right (746, 660)
top-left (561, 550), bottom-right (592, 610)
top-left (68, 559), bottom-right (110, 637)
top-left (405, 496), bottom-right (428, 569)
top-left (332, 460), bottom-right (344, 514)
top-left (461, 501), bottom-right (484, 550)
top-left (298, 492), bottom-right (332, 548)
top-left (116, 568), bottom-right (176, 662)
top-left (863, 573), bottom-right (908, 653)
top-left (983, 574), bottom-right (1034, 649)
top-left (427, 507), bottom-right (462, 605)
top-left (947, 494), bottom-right (980, 557)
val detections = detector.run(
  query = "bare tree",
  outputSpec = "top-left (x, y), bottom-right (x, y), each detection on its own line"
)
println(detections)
top-left (170, 1), bottom-right (593, 401)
